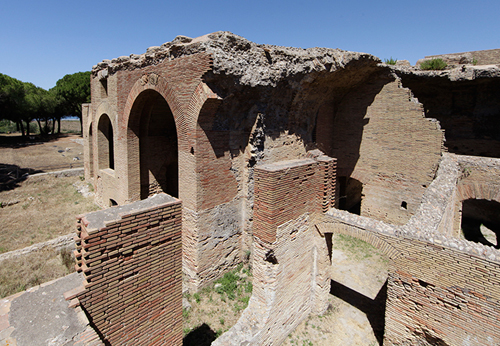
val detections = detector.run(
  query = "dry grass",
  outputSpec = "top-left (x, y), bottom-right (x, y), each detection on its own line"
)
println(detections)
top-left (0, 174), bottom-right (100, 253)
top-left (0, 134), bottom-right (84, 173)
top-left (0, 248), bottom-right (75, 298)
top-left (0, 132), bottom-right (98, 298)
top-left (60, 120), bottom-right (81, 134)
top-left (183, 264), bottom-right (253, 345)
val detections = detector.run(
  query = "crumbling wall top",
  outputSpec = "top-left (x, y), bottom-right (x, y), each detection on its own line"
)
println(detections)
top-left (92, 31), bottom-right (380, 87)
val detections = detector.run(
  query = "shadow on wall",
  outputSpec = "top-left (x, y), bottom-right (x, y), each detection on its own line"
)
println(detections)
top-left (330, 279), bottom-right (387, 345)
top-left (399, 76), bottom-right (500, 158)
top-left (324, 72), bottom-right (390, 179)
top-left (128, 89), bottom-right (178, 199)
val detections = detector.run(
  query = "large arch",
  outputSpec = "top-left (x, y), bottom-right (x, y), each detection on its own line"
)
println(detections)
top-left (127, 89), bottom-right (178, 199)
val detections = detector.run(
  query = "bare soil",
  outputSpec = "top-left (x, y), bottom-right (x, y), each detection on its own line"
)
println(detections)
top-left (282, 234), bottom-right (389, 346)
top-left (0, 131), bottom-right (99, 298)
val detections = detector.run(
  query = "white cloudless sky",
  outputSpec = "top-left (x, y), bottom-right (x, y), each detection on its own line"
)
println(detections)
top-left (1, 0), bottom-right (498, 90)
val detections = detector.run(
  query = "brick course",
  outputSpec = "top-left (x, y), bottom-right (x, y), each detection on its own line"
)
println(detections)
top-left (67, 194), bottom-right (182, 346)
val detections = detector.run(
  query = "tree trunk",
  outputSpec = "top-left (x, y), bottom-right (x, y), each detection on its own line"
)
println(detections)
top-left (19, 120), bottom-right (25, 137)
top-left (57, 118), bottom-right (61, 134)
top-left (36, 119), bottom-right (43, 135)
top-left (25, 120), bottom-right (30, 136)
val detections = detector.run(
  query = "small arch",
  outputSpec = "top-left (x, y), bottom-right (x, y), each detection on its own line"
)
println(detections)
top-left (97, 114), bottom-right (114, 170)
top-left (88, 121), bottom-right (94, 176)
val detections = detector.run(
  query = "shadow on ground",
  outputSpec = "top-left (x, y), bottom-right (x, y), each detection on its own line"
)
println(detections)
top-left (0, 163), bottom-right (42, 192)
top-left (0, 133), bottom-right (76, 148)
top-left (183, 323), bottom-right (217, 346)
top-left (330, 279), bottom-right (387, 345)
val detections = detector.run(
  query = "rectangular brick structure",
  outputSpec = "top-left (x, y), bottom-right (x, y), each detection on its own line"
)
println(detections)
top-left (253, 152), bottom-right (336, 244)
top-left (66, 194), bottom-right (182, 346)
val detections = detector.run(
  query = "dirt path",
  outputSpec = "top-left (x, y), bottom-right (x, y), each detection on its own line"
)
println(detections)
top-left (282, 234), bottom-right (389, 346)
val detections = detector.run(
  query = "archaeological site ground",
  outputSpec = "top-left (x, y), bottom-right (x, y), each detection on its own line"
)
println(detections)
top-left (2, 32), bottom-right (500, 345)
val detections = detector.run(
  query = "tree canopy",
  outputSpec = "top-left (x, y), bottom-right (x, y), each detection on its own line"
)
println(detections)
top-left (0, 71), bottom-right (91, 136)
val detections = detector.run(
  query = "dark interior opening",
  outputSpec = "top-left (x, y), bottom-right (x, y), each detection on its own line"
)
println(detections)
top-left (98, 114), bottom-right (114, 170)
top-left (338, 176), bottom-right (363, 215)
top-left (461, 199), bottom-right (500, 248)
top-left (129, 90), bottom-right (178, 199)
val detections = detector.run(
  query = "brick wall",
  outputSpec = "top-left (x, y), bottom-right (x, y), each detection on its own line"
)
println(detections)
top-left (386, 237), bottom-right (500, 345)
top-left (253, 153), bottom-right (336, 244)
top-left (323, 72), bottom-right (443, 225)
top-left (214, 157), bottom-right (332, 345)
top-left (315, 152), bottom-right (500, 346)
top-left (65, 194), bottom-right (183, 346)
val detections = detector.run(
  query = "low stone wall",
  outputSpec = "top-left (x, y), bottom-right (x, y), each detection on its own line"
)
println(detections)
top-left (65, 194), bottom-right (183, 346)
top-left (0, 234), bottom-right (74, 263)
top-left (425, 48), bottom-right (500, 66)
top-left (315, 152), bottom-right (500, 345)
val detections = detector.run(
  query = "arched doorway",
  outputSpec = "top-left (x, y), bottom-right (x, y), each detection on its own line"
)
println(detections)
top-left (128, 90), bottom-right (178, 200)
top-left (88, 122), bottom-right (94, 176)
top-left (97, 114), bottom-right (114, 170)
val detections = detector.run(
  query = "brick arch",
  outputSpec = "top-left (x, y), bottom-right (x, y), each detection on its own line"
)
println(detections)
top-left (96, 113), bottom-right (115, 170)
top-left (457, 182), bottom-right (500, 203)
top-left (122, 74), bottom-right (183, 138)
top-left (315, 221), bottom-right (402, 261)
top-left (95, 101), bottom-right (113, 123)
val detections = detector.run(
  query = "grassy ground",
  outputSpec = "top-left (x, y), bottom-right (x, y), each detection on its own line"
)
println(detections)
top-left (0, 134), bottom-right (84, 175)
top-left (183, 263), bottom-right (253, 346)
top-left (0, 132), bottom-right (99, 298)
top-left (0, 248), bottom-right (75, 298)
top-left (0, 174), bottom-right (100, 253)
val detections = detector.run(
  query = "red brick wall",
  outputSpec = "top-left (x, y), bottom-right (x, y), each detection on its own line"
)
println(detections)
top-left (386, 237), bottom-right (500, 345)
top-left (320, 73), bottom-right (443, 225)
top-left (316, 211), bottom-right (500, 346)
top-left (90, 53), bottom-right (214, 209)
top-left (67, 194), bottom-right (182, 345)
top-left (253, 153), bottom-right (336, 244)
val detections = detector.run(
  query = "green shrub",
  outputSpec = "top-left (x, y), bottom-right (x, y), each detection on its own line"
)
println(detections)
top-left (0, 120), bottom-right (17, 133)
top-left (420, 58), bottom-right (447, 70)
top-left (384, 57), bottom-right (397, 65)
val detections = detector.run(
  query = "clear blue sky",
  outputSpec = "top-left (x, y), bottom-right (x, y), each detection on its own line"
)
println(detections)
top-left (1, 0), bottom-right (498, 90)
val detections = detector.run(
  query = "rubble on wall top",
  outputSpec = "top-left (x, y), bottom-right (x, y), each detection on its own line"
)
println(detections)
top-left (389, 63), bottom-right (500, 81)
top-left (92, 31), bottom-right (380, 87)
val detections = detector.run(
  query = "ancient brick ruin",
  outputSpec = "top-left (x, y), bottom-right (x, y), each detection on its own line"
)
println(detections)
top-left (74, 32), bottom-right (500, 345)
